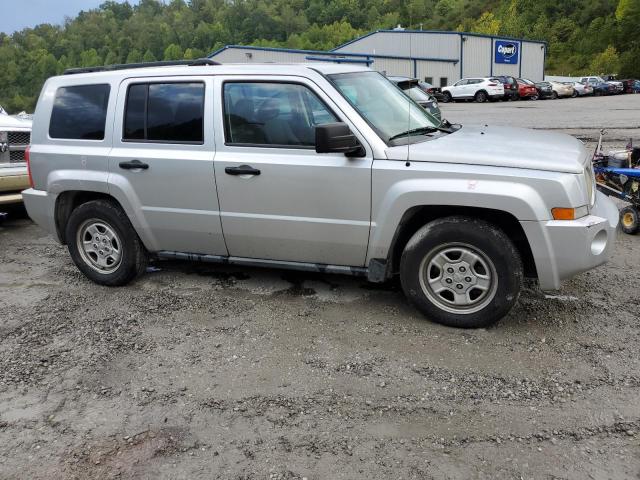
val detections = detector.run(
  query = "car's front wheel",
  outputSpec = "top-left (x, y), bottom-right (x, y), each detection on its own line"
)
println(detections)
top-left (399, 217), bottom-right (522, 328)
top-left (66, 199), bottom-right (148, 286)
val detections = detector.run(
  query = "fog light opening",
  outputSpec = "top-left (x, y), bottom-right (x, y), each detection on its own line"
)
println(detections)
top-left (591, 229), bottom-right (607, 256)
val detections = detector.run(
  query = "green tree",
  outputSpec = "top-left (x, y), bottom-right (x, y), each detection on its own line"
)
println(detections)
top-left (590, 45), bottom-right (620, 74)
top-left (163, 43), bottom-right (183, 60)
top-left (143, 49), bottom-right (157, 62)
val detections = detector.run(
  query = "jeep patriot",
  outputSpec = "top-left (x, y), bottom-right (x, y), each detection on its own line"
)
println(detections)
top-left (22, 61), bottom-right (619, 328)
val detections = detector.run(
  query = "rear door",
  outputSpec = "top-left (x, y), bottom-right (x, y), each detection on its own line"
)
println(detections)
top-left (212, 75), bottom-right (373, 267)
top-left (109, 76), bottom-right (227, 255)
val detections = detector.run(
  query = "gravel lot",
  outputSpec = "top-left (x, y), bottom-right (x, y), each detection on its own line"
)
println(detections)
top-left (1, 94), bottom-right (639, 480)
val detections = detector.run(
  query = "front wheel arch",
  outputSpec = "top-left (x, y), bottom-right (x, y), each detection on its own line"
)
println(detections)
top-left (381, 205), bottom-right (536, 282)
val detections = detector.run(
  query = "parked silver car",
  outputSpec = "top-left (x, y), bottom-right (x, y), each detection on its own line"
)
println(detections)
top-left (23, 62), bottom-right (618, 328)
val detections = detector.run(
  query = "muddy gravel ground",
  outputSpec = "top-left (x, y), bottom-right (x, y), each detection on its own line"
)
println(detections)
top-left (2, 96), bottom-right (640, 480)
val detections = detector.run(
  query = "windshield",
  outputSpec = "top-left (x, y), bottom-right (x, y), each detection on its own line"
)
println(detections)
top-left (328, 71), bottom-right (441, 144)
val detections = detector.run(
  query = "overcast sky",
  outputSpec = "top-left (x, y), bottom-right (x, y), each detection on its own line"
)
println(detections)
top-left (0, 0), bottom-right (141, 34)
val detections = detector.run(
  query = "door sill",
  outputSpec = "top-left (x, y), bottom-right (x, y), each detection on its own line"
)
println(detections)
top-left (156, 251), bottom-right (368, 277)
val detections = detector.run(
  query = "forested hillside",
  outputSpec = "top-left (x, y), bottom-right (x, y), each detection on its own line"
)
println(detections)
top-left (1, 0), bottom-right (639, 112)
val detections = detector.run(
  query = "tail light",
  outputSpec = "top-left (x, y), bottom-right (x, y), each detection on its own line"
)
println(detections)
top-left (25, 145), bottom-right (34, 188)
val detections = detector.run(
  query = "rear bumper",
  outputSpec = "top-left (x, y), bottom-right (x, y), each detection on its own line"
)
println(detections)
top-left (521, 191), bottom-right (619, 290)
top-left (21, 188), bottom-right (60, 242)
top-left (0, 172), bottom-right (30, 205)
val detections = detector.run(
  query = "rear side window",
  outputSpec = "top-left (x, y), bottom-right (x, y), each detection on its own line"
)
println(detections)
top-left (49, 84), bottom-right (110, 140)
top-left (123, 82), bottom-right (204, 143)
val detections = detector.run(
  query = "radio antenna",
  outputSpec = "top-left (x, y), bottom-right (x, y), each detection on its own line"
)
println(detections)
top-left (406, 4), bottom-right (413, 166)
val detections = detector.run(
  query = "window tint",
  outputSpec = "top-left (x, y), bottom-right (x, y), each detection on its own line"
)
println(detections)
top-left (49, 84), bottom-right (110, 140)
top-left (123, 82), bottom-right (204, 143)
top-left (454, 80), bottom-right (467, 86)
top-left (124, 84), bottom-right (146, 140)
top-left (223, 82), bottom-right (338, 147)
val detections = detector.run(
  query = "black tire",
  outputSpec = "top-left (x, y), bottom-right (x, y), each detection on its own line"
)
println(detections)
top-left (66, 199), bottom-right (148, 286)
top-left (475, 91), bottom-right (488, 103)
top-left (620, 206), bottom-right (640, 235)
top-left (552, 91), bottom-right (559, 99)
top-left (442, 91), bottom-right (452, 103)
top-left (572, 90), bottom-right (578, 98)
top-left (530, 95), bottom-right (539, 101)
top-left (399, 217), bottom-right (522, 329)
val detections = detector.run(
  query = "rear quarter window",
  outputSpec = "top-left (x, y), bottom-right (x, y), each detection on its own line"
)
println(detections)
top-left (49, 84), bottom-right (110, 140)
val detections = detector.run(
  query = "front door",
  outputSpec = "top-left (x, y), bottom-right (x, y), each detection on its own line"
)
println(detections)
top-left (212, 76), bottom-right (373, 267)
top-left (109, 76), bottom-right (227, 255)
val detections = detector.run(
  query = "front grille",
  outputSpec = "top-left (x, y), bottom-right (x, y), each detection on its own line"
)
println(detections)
top-left (8, 131), bottom-right (30, 145)
top-left (9, 150), bottom-right (25, 163)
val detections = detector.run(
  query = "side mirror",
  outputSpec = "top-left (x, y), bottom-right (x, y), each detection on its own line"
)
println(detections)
top-left (315, 123), bottom-right (364, 157)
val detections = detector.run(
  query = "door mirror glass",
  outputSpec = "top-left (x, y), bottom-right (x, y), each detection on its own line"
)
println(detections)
top-left (315, 122), bottom-right (363, 156)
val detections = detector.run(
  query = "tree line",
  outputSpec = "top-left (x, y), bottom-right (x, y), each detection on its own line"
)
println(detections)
top-left (1, 0), bottom-right (639, 112)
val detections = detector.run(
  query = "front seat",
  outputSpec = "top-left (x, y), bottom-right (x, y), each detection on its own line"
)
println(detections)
top-left (256, 99), bottom-right (301, 146)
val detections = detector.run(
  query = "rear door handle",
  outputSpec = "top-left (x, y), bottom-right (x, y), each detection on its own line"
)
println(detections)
top-left (225, 165), bottom-right (261, 176)
top-left (119, 160), bottom-right (149, 170)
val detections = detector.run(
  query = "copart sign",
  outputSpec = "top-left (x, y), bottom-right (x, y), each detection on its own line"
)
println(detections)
top-left (495, 41), bottom-right (519, 64)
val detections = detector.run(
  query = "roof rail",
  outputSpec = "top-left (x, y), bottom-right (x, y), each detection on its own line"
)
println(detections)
top-left (63, 58), bottom-right (220, 75)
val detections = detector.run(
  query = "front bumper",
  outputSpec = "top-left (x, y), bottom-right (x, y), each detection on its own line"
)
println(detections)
top-left (21, 188), bottom-right (60, 242)
top-left (521, 191), bottom-right (619, 290)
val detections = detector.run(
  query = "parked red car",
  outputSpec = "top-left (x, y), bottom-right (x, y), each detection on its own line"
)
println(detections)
top-left (516, 79), bottom-right (538, 100)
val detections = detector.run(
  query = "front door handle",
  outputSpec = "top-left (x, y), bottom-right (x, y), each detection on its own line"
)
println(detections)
top-left (225, 165), bottom-right (261, 176)
top-left (119, 160), bottom-right (149, 170)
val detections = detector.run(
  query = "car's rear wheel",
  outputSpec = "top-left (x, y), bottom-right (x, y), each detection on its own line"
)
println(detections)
top-left (474, 91), bottom-right (488, 103)
top-left (552, 91), bottom-right (559, 99)
top-left (66, 199), bottom-right (148, 286)
top-left (620, 206), bottom-right (639, 235)
top-left (442, 91), bottom-right (453, 103)
top-left (572, 90), bottom-right (578, 98)
top-left (530, 94), bottom-right (539, 101)
top-left (399, 217), bottom-right (522, 329)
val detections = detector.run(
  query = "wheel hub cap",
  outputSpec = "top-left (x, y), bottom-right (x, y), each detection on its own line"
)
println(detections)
top-left (419, 243), bottom-right (498, 315)
top-left (623, 212), bottom-right (634, 227)
top-left (77, 220), bottom-right (122, 274)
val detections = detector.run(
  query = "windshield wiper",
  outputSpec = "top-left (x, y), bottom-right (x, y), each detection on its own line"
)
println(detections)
top-left (388, 125), bottom-right (452, 141)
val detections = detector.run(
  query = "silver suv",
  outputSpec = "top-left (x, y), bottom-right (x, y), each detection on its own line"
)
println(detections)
top-left (23, 61), bottom-right (618, 328)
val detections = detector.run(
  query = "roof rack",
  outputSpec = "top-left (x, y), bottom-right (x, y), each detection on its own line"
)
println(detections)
top-left (63, 58), bottom-right (220, 75)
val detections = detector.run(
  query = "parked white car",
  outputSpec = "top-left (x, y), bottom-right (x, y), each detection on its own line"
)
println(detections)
top-left (441, 78), bottom-right (504, 103)
top-left (569, 82), bottom-right (594, 97)
top-left (0, 105), bottom-right (32, 206)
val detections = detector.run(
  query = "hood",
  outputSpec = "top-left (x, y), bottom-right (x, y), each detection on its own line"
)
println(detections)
top-left (0, 113), bottom-right (32, 129)
top-left (385, 125), bottom-right (587, 174)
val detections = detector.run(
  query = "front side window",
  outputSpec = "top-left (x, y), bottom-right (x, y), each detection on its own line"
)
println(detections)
top-left (223, 82), bottom-right (338, 147)
top-left (49, 84), bottom-right (110, 140)
top-left (123, 82), bottom-right (204, 143)
top-left (329, 71), bottom-right (441, 145)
